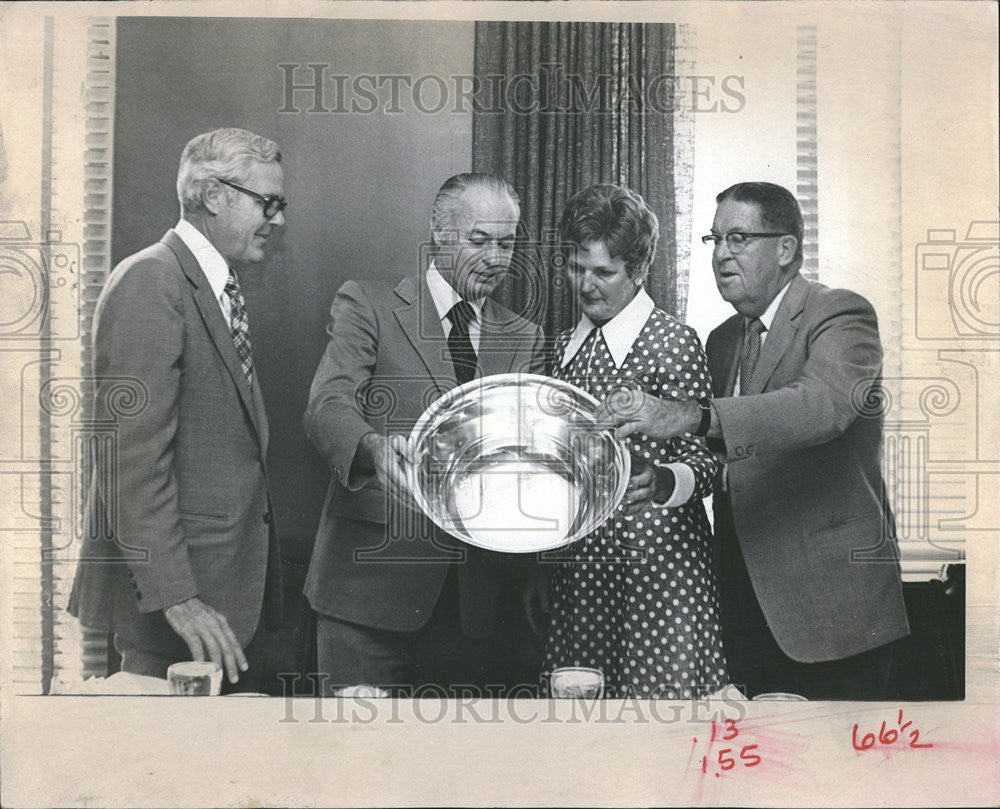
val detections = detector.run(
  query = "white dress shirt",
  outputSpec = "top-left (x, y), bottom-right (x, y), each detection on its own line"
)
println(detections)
top-left (562, 289), bottom-right (696, 509)
top-left (174, 219), bottom-right (233, 327)
top-left (425, 262), bottom-right (485, 353)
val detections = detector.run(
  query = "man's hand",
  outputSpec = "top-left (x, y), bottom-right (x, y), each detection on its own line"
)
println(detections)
top-left (361, 433), bottom-right (415, 506)
top-left (595, 388), bottom-right (701, 440)
top-left (163, 597), bottom-right (247, 684)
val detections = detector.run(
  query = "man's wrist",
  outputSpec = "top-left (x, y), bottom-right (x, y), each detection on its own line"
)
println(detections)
top-left (692, 397), bottom-right (712, 437)
top-left (706, 400), bottom-right (724, 440)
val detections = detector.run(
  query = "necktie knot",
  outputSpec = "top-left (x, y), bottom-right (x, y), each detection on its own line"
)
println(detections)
top-left (447, 300), bottom-right (476, 333)
top-left (747, 317), bottom-right (766, 337)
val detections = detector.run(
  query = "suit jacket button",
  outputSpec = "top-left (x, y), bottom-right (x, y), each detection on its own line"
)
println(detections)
top-left (135, 590), bottom-right (142, 601)
top-left (263, 511), bottom-right (273, 524)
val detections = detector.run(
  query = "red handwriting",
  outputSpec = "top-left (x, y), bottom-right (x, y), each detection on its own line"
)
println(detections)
top-left (852, 709), bottom-right (933, 751)
top-left (695, 719), bottom-right (763, 777)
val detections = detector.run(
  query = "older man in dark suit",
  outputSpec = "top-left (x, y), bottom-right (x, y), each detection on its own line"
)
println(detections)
top-left (303, 173), bottom-right (546, 695)
top-left (69, 128), bottom-right (285, 691)
top-left (599, 182), bottom-right (909, 699)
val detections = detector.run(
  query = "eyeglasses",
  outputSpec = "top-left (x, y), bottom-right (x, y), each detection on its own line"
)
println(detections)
top-left (701, 232), bottom-right (789, 254)
top-left (217, 178), bottom-right (287, 219)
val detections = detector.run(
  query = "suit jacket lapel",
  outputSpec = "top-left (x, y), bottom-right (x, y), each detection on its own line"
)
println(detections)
top-left (393, 274), bottom-right (457, 394)
top-left (709, 316), bottom-right (743, 398)
top-left (750, 272), bottom-right (809, 395)
top-left (477, 298), bottom-right (520, 377)
top-left (161, 229), bottom-right (265, 444)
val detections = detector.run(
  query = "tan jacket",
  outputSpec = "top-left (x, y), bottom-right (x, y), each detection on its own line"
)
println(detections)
top-left (707, 273), bottom-right (909, 662)
top-left (70, 230), bottom-right (281, 657)
top-left (303, 274), bottom-right (545, 636)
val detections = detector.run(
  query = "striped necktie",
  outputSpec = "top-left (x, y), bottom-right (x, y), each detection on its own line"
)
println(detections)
top-left (739, 317), bottom-right (766, 396)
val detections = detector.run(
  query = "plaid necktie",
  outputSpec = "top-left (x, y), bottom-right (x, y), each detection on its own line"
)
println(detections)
top-left (223, 269), bottom-right (254, 390)
top-left (446, 300), bottom-right (477, 386)
top-left (739, 317), bottom-right (766, 395)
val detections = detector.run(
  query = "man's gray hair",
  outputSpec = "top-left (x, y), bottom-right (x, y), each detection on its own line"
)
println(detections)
top-left (177, 128), bottom-right (281, 215)
top-left (431, 173), bottom-right (520, 236)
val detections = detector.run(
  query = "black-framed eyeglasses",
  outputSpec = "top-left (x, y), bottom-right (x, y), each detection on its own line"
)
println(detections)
top-left (217, 178), bottom-right (287, 219)
top-left (701, 232), bottom-right (789, 254)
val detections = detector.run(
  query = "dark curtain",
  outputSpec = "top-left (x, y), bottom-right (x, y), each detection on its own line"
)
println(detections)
top-left (472, 22), bottom-right (682, 337)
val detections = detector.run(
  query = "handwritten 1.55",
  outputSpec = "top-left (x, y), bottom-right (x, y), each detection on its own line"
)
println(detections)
top-left (697, 719), bottom-right (762, 776)
top-left (852, 709), bottom-right (933, 751)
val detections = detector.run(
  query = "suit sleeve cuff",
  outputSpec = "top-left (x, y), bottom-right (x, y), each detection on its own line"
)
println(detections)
top-left (652, 463), bottom-right (696, 508)
top-left (130, 555), bottom-right (199, 614)
top-left (346, 431), bottom-right (378, 491)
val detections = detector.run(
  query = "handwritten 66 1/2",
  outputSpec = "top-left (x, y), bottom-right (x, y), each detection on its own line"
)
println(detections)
top-left (852, 710), bottom-right (932, 751)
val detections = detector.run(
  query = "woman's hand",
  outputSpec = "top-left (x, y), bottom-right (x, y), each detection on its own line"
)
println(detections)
top-left (623, 460), bottom-right (678, 514)
top-left (623, 460), bottom-right (656, 514)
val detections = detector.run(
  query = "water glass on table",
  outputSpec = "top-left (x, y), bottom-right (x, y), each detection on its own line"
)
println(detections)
top-left (167, 661), bottom-right (223, 696)
top-left (550, 667), bottom-right (605, 698)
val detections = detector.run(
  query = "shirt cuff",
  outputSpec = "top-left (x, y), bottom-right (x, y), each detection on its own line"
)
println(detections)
top-left (652, 462), bottom-right (696, 508)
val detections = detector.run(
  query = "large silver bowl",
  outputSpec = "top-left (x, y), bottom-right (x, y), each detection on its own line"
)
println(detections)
top-left (407, 373), bottom-right (631, 553)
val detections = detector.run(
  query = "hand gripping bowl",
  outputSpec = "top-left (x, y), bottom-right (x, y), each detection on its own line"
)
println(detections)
top-left (407, 373), bottom-right (631, 553)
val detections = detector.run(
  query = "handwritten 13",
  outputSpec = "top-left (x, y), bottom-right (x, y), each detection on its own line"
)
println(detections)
top-left (696, 719), bottom-right (762, 777)
top-left (852, 710), bottom-right (932, 751)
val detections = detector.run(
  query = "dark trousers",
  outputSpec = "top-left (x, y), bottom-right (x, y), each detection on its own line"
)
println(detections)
top-left (315, 563), bottom-right (496, 697)
top-left (115, 623), bottom-right (275, 695)
top-left (715, 493), bottom-right (894, 700)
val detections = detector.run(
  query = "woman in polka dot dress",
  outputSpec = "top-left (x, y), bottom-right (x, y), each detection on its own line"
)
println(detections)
top-left (543, 184), bottom-right (727, 699)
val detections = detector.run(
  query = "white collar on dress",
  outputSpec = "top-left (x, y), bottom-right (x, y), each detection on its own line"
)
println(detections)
top-left (560, 287), bottom-right (655, 369)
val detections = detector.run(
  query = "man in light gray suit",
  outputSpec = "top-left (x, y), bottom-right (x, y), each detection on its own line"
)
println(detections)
top-left (70, 128), bottom-right (285, 690)
top-left (304, 174), bottom-right (547, 695)
top-left (599, 182), bottom-right (909, 699)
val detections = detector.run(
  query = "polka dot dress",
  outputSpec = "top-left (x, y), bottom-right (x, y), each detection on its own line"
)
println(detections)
top-left (543, 308), bottom-right (728, 698)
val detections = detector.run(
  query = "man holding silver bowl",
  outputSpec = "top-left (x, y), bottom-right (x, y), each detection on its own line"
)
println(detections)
top-left (303, 173), bottom-right (547, 695)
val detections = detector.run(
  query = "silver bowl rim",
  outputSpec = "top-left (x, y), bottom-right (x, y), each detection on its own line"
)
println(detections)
top-left (406, 372), bottom-right (631, 552)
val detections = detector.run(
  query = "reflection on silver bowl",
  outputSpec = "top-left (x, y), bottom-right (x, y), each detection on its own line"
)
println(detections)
top-left (408, 373), bottom-right (630, 553)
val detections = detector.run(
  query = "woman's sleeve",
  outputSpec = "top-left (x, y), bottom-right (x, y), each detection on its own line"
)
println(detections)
top-left (651, 322), bottom-right (721, 505)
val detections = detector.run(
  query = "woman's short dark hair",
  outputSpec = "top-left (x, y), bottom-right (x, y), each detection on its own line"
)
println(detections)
top-left (716, 181), bottom-right (804, 268)
top-left (559, 184), bottom-right (660, 277)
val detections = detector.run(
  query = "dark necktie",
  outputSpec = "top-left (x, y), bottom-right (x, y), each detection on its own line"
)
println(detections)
top-left (446, 300), bottom-right (477, 386)
top-left (223, 269), bottom-right (255, 391)
top-left (739, 317), bottom-right (766, 396)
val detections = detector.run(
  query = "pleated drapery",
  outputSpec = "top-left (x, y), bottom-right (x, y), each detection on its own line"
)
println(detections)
top-left (472, 22), bottom-right (683, 337)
